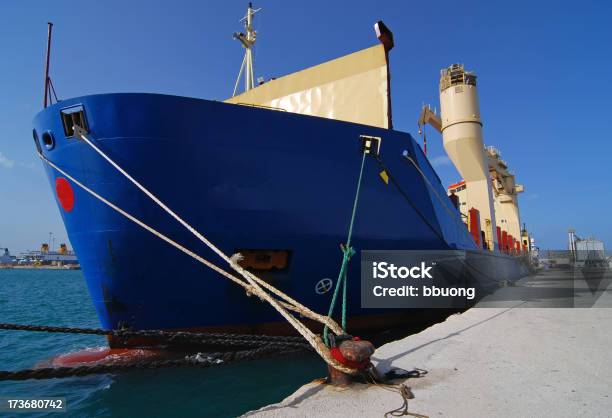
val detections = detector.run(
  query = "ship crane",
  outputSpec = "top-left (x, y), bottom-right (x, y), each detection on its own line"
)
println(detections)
top-left (417, 105), bottom-right (442, 134)
top-left (417, 105), bottom-right (442, 155)
top-left (417, 64), bottom-right (527, 252)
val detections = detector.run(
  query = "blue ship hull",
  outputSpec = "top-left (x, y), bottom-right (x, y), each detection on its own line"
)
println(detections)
top-left (32, 93), bottom-right (527, 343)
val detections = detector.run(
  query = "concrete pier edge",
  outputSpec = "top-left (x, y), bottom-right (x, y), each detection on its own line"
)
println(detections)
top-left (245, 270), bottom-right (612, 418)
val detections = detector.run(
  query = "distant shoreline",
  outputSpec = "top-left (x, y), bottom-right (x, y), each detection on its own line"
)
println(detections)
top-left (0, 265), bottom-right (80, 270)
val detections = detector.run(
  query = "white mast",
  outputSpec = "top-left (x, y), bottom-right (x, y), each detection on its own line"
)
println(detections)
top-left (568, 228), bottom-right (576, 260)
top-left (232, 2), bottom-right (261, 96)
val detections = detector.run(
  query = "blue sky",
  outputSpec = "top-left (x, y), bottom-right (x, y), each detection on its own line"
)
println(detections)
top-left (0, 0), bottom-right (610, 252)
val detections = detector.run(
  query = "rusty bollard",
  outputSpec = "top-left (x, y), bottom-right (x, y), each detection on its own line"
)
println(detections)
top-left (327, 337), bottom-right (376, 385)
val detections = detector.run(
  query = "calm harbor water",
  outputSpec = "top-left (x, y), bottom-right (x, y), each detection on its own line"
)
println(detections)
top-left (0, 269), bottom-right (325, 417)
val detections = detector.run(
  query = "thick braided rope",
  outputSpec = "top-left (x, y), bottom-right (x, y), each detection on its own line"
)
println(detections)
top-left (37, 153), bottom-right (339, 333)
top-left (75, 131), bottom-right (354, 373)
top-left (75, 130), bottom-right (342, 335)
top-left (230, 262), bottom-right (356, 374)
top-left (38, 146), bottom-right (353, 374)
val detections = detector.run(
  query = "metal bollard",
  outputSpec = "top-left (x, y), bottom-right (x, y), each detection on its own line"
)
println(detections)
top-left (327, 337), bottom-right (375, 385)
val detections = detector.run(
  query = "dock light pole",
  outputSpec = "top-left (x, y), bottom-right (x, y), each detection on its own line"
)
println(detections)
top-left (568, 228), bottom-right (577, 262)
top-left (43, 22), bottom-right (53, 108)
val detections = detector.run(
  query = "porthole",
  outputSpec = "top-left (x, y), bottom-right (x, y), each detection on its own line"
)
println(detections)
top-left (42, 131), bottom-right (55, 150)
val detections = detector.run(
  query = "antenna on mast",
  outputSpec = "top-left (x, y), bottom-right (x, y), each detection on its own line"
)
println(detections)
top-left (43, 22), bottom-right (59, 108)
top-left (232, 2), bottom-right (261, 96)
top-left (43, 22), bottom-right (53, 108)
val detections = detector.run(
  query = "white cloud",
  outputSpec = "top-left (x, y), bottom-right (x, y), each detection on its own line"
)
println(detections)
top-left (429, 155), bottom-right (451, 168)
top-left (0, 152), bottom-right (15, 169)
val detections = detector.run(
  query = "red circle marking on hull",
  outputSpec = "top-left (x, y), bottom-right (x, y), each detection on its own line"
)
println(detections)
top-left (55, 177), bottom-right (74, 212)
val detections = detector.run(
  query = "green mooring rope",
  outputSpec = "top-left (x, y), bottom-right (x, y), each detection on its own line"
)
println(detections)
top-left (324, 151), bottom-right (367, 345)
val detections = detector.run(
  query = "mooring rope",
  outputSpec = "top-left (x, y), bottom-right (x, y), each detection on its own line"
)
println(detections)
top-left (37, 151), bottom-right (327, 325)
top-left (373, 155), bottom-right (446, 243)
top-left (323, 150), bottom-right (366, 345)
top-left (0, 323), bottom-right (312, 350)
top-left (37, 129), bottom-right (356, 375)
top-left (401, 154), bottom-right (474, 242)
top-left (394, 154), bottom-right (508, 285)
top-left (364, 369), bottom-right (430, 418)
top-left (71, 128), bottom-right (340, 332)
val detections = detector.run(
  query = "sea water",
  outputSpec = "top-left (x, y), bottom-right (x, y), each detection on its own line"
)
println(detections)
top-left (0, 269), bottom-right (325, 417)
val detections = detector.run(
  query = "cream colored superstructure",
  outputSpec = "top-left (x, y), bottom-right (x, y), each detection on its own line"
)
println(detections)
top-left (438, 64), bottom-right (497, 248)
top-left (487, 146), bottom-right (523, 242)
top-left (419, 64), bottom-right (526, 251)
top-left (225, 44), bottom-right (392, 129)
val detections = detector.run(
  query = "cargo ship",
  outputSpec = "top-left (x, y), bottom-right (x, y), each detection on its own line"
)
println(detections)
top-left (17, 243), bottom-right (79, 267)
top-left (32, 5), bottom-right (531, 345)
top-left (0, 243), bottom-right (79, 268)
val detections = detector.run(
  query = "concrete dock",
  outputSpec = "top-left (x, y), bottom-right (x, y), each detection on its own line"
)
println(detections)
top-left (247, 269), bottom-right (612, 417)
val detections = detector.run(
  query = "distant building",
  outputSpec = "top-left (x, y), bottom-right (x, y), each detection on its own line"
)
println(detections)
top-left (568, 230), bottom-right (607, 268)
top-left (575, 239), bottom-right (605, 261)
top-left (0, 248), bottom-right (13, 265)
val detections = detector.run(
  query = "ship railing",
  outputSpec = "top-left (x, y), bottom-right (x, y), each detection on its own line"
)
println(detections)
top-left (485, 145), bottom-right (501, 157)
top-left (235, 102), bottom-right (287, 112)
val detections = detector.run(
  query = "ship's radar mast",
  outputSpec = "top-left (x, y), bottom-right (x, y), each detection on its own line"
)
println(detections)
top-left (232, 2), bottom-right (261, 96)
